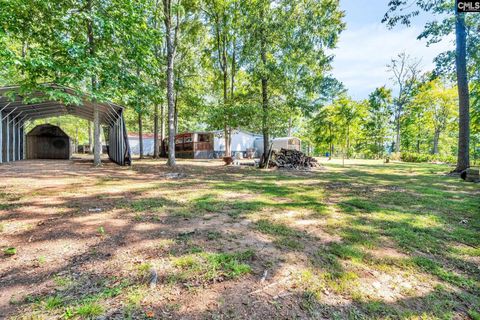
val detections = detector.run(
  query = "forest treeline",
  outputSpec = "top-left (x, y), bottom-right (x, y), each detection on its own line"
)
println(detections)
top-left (0, 0), bottom-right (478, 167)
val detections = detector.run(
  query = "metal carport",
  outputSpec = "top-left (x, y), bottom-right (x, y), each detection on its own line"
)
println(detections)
top-left (0, 83), bottom-right (131, 166)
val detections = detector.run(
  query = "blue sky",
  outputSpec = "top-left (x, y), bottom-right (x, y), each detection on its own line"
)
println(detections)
top-left (332, 1), bottom-right (454, 99)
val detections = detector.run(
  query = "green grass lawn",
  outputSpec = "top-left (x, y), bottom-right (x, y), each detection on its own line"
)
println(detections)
top-left (1, 159), bottom-right (479, 319)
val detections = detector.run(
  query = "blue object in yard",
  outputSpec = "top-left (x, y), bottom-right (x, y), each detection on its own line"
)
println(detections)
top-left (326, 152), bottom-right (330, 158)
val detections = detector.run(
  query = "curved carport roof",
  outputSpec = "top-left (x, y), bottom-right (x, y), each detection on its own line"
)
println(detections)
top-left (0, 83), bottom-right (131, 165)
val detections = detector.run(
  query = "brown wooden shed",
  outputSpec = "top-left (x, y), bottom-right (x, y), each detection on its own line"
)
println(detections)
top-left (164, 132), bottom-right (214, 159)
top-left (26, 124), bottom-right (71, 160)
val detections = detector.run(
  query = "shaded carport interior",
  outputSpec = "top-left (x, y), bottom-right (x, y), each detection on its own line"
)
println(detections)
top-left (0, 83), bottom-right (131, 165)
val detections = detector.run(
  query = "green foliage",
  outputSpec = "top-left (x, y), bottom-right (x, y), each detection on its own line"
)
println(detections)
top-left (469, 309), bottom-right (480, 320)
top-left (400, 152), bottom-right (456, 164)
top-left (363, 87), bottom-right (393, 158)
top-left (310, 95), bottom-right (365, 158)
top-left (1, 0), bottom-right (475, 165)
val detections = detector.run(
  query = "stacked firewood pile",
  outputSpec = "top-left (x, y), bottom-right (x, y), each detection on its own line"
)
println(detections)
top-left (268, 148), bottom-right (318, 170)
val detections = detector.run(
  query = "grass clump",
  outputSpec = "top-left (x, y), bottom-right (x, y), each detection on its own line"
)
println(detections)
top-left (469, 309), bottom-right (480, 320)
top-left (413, 257), bottom-right (479, 291)
top-left (170, 250), bottom-right (254, 283)
top-left (75, 301), bottom-right (104, 318)
top-left (130, 198), bottom-right (166, 212)
top-left (43, 295), bottom-right (63, 310)
top-left (207, 231), bottom-right (221, 241)
top-left (135, 262), bottom-right (153, 279)
top-left (255, 219), bottom-right (301, 237)
top-left (274, 237), bottom-right (304, 250)
top-left (123, 286), bottom-right (148, 315)
top-left (3, 247), bottom-right (16, 255)
top-left (255, 219), bottom-right (305, 250)
top-left (193, 194), bottom-right (223, 213)
top-left (53, 275), bottom-right (74, 289)
top-left (97, 226), bottom-right (105, 236)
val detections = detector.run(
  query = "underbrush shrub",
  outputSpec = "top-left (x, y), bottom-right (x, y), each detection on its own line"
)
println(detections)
top-left (389, 152), bottom-right (401, 161)
top-left (400, 152), bottom-right (456, 164)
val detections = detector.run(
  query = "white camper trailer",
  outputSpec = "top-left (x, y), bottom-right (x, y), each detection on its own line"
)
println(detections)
top-left (271, 137), bottom-right (301, 151)
top-left (128, 133), bottom-right (155, 156)
top-left (213, 130), bottom-right (263, 158)
top-left (254, 136), bottom-right (302, 156)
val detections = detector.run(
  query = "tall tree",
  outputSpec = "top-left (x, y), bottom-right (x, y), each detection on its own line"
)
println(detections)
top-left (161, 0), bottom-right (199, 166)
top-left (334, 96), bottom-right (364, 159)
top-left (454, 11), bottom-right (470, 171)
top-left (86, 0), bottom-right (102, 166)
top-left (162, 0), bottom-right (179, 166)
top-left (242, 0), bottom-right (344, 166)
top-left (1, 0), bottom-right (156, 164)
top-left (203, 0), bottom-right (240, 157)
top-left (411, 78), bottom-right (458, 155)
top-left (149, 0), bottom-right (167, 159)
top-left (364, 87), bottom-right (393, 158)
top-left (383, 0), bottom-right (472, 171)
top-left (387, 53), bottom-right (421, 153)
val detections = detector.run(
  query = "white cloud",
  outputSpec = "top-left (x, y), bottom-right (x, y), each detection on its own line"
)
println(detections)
top-left (331, 23), bottom-right (454, 99)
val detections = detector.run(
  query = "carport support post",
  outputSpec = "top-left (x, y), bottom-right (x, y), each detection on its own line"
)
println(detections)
top-left (93, 103), bottom-right (101, 166)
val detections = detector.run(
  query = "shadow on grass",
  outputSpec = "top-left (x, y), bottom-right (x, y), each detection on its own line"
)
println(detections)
top-left (1, 159), bottom-right (479, 319)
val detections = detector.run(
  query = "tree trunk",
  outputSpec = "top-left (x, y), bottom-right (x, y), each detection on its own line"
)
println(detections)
top-left (153, 104), bottom-right (159, 158)
top-left (174, 94), bottom-right (178, 134)
top-left (138, 112), bottom-right (144, 159)
top-left (454, 12), bottom-right (470, 172)
top-left (416, 132), bottom-right (420, 153)
top-left (224, 127), bottom-right (231, 157)
top-left (432, 129), bottom-right (440, 155)
top-left (223, 66), bottom-right (231, 157)
top-left (160, 104), bottom-right (166, 157)
top-left (261, 80), bottom-right (269, 164)
top-left (231, 48), bottom-right (236, 97)
top-left (88, 121), bottom-right (92, 153)
top-left (260, 11), bottom-right (269, 167)
top-left (329, 123), bottom-right (333, 159)
top-left (87, 0), bottom-right (101, 166)
top-left (346, 125), bottom-right (350, 159)
top-left (395, 113), bottom-right (400, 153)
top-left (168, 63), bottom-right (176, 165)
top-left (86, 0), bottom-right (100, 165)
top-left (164, 0), bottom-right (176, 167)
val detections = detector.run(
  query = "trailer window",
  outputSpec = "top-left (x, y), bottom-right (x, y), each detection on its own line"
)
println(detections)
top-left (198, 134), bottom-right (210, 142)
